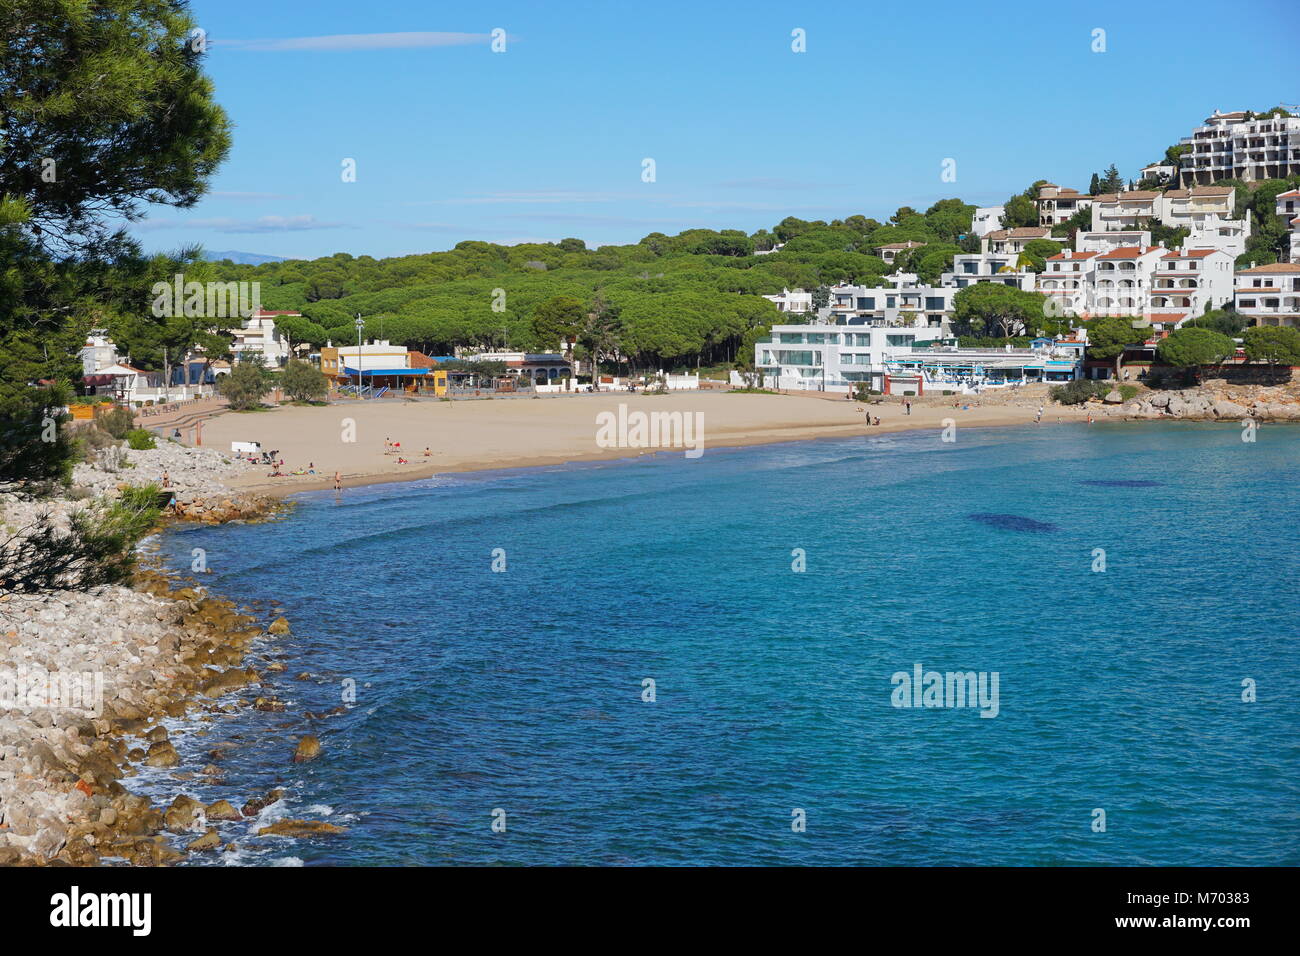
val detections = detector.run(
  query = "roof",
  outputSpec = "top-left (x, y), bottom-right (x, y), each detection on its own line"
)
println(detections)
top-left (985, 227), bottom-right (1050, 240)
top-left (343, 367), bottom-right (429, 376)
top-left (1236, 262), bottom-right (1300, 274)
top-left (1146, 314), bottom-right (1187, 324)
top-left (876, 241), bottom-right (927, 250)
top-left (1046, 251), bottom-right (1100, 261)
top-left (1161, 248), bottom-right (1221, 259)
top-left (1093, 190), bottom-right (1162, 203)
top-left (1095, 246), bottom-right (1161, 260)
top-left (1278, 189), bottom-right (1300, 198)
top-left (1163, 186), bottom-right (1234, 199)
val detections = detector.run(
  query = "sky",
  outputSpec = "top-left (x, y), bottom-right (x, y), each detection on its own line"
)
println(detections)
top-left (135, 0), bottom-right (1300, 261)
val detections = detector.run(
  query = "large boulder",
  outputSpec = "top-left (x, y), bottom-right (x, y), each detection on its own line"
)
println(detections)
top-left (1103, 389), bottom-right (1124, 404)
top-left (257, 820), bottom-right (346, 838)
top-left (292, 735), bottom-right (321, 764)
top-left (1212, 401), bottom-right (1248, 419)
top-left (164, 794), bottom-right (207, 833)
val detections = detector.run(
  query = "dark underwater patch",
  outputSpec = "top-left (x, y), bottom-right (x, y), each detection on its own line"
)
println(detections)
top-left (1079, 479), bottom-right (1163, 488)
top-left (968, 513), bottom-right (1058, 533)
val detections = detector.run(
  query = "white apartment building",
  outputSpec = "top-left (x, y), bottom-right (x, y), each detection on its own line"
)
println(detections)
top-left (753, 321), bottom-right (947, 393)
top-left (1091, 190), bottom-right (1164, 231)
top-left (940, 228), bottom-right (1048, 290)
top-left (828, 276), bottom-right (956, 327)
top-left (1036, 250), bottom-right (1100, 318)
top-left (229, 310), bottom-right (298, 367)
top-left (1036, 185), bottom-right (1093, 226)
top-left (1139, 162), bottom-right (1177, 185)
top-left (970, 206), bottom-right (1005, 237)
top-left (1234, 263), bottom-right (1300, 328)
top-left (1075, 229), bottom-right (1152, 254)
top-left (1277, 189), bottom-right (1300, 262)
top-left (1178, 110), bottom-right (1300, 185)
top-left (1090, 245), bottom-right (1167, 316)
top-left (1160, 186), bottom-right (1251, 257)
top-left (762, 288), bottom-right (813, 313)
top-left (875, 240), bottom-right (926, 265)
top-left (1147, 248), bottom-right (1236, 322)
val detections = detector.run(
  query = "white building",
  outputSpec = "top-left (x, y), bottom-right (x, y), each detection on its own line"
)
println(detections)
top-left (1139, 162), bottom-right (1177, 185)
top-left (1090, 245), bottom-right (1167, 316)
top-left (1147, 248), bottom-right (1236, 323)
top-left (1160, 186), bottom-right (1251, 257)
top-left (941, 229), bottom-right (1048, 290)
top-left (1075, 229), bottom-right (1152, 254)
top-left (79, 332), bottom-right (119, 376)
top-left (1178, 109), bottom-right (1300, 185)
top-left (750, 321), bottom-right (1080, 394)
top-left (1234, 263), bottom-right (1300, 328)
top-left (1036, 185), bottom-right (1093, 227)
top-left (1036, 250), bottom-right (1101, 318)
top-left (970, 206), bottom-right (1005, 237)
top-left (229, 310), bottom-right (297, 367)
top-left (1277, 189), bottom-right (1300, 262)
top-left (762, 288), bottom-right (813, 313)
top-left (1091, 190), bottom-right (1164, 232)
top-left (828, 276), bottom-right (956, 327)
top-left (875, 240), bottom-right (926, 265)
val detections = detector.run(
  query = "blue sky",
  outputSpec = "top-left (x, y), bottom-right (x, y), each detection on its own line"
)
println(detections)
top-left (136, 0), bottom-right (1300, 260)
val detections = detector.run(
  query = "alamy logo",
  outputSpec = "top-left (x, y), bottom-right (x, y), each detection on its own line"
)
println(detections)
top-left (595, 403), bottom-right (704, 459)
top-left (151, 274), bottom-right (261, 319)
top-left (50, 886), bottom-right (151, 936)
top-left (890, 662), bottom-right (1000, 718)
top-left (0, 667), bottom-right (103, 716)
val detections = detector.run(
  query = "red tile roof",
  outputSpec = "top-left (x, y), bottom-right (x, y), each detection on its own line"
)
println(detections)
top-left (1236, 263), bottom-right (1300, 274)
top-left (1046, 251), bottom-right (1099, 261)
top-left (1095, 246), bottom-right (1161, 260)
top-left (1161, 248), bottom-right (1220, 259)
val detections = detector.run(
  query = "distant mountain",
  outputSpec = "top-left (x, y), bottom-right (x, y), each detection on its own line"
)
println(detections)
top-left (203, 250), bottom-right (289, 265)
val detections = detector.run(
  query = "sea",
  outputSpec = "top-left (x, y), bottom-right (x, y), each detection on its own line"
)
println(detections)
top-left (149, 422), bottom-right (1300, 866)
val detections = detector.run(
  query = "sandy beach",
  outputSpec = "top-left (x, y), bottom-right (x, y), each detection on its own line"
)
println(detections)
top-left (199, 388), bottom-right (1102, 497)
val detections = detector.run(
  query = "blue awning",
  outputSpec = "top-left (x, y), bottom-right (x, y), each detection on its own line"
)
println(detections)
top-left (343, 367), bottom-right (429, 376)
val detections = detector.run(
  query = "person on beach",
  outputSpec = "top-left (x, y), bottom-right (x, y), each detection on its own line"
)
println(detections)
top-left (161, 470), bottom-right (170, 489)
top-left (423, 447), bottom-right (432, 456)
top-left (904, 400), bottom-right (911, 415)
top-left (333, 471), bottom-right (342, 491)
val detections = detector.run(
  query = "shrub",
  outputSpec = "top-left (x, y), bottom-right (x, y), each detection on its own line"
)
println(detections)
top-left (280, 359), bottom-right (329, 403)
top-left (0, 485), bottom-right (162, 592)
top-left (125, 428), bottom-right (156, 450)
top-left (98, 405), bottom-right (135, 439)
top-left (1050, 380), bottom-right (1110, 405)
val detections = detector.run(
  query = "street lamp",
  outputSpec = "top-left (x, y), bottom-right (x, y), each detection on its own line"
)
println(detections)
top-left (354, 314), bottom-right (364, 399)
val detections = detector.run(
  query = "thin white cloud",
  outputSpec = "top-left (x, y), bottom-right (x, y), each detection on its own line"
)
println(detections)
top-left (137, 215), bottom-right (350, 234)
top-left (210, 190), bottom-right (296, 201)
top-left (217, 32), bottom-right (500, 53)
top-left (415, 191), bottom-right (628, 206)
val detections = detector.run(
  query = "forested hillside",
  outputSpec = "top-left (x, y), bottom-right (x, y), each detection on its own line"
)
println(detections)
top-left (205, 201), bottom-right (979, 370)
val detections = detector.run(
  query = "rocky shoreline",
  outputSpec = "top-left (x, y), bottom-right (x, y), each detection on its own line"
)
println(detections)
top-left (1116, 379), bottom-right (1300, 422)
top-left (0, 439), bottom-right (328, 866)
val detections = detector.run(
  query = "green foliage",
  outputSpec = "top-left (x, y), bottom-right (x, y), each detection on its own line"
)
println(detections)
top-left (1097, 164), bottom-right (1125, 194)
top-left (952, 284), bottom-right (1049, 338)
top-left (1001, 194), bottom-right (1038, 229)
top-left (279, 359), bottom-right (329, 403)
top-left (0, 485), bottom-right (162, 592)
top-left (1019, 239), bottom-right (1065, 273)
top-left (1050, 380), bottom-right (1110, 405)
top-left (1156, 327), bottom-right (1236, 370)
top-left (217, 356), bottom-right (274, 410)
top-left (1241, 325), bottom-right (1300, 368)
top-left (125, 428), bottom-right (156, 450)
top-left (1183, 308), bottom-right (1246, 337)
top-left (97, 406), bottom-right (136, 439)
top-left (1085, 316), bottom-right (1147, 373)
top-left (0, 0), bottom-right (230, 487)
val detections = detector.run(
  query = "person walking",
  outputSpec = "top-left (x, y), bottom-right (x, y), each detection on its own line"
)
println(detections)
top-left (333, 471), bottom-right (342, 491)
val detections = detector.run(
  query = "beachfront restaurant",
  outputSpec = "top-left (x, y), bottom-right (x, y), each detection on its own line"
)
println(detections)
top-left (341, 365), bottom-right (452, 396)
top-left (885, 344), bottom-right (1081, 391)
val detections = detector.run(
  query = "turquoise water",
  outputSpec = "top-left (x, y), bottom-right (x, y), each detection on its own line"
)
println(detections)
top-left (156, 423), bottom-right (1300, 866)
